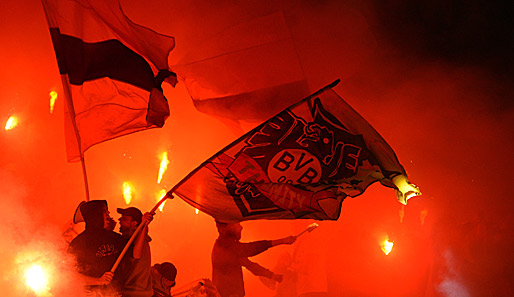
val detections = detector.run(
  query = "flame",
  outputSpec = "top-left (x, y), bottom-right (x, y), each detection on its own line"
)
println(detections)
top-left (381, 238), bottom-right (394, 255)
top-left (5, 116), bottom-right (18, 130)
top-left (49, 90), bottom-right (58, 114)
top-left (195, 208), bottom-right (199, 215)
top-left (123, 182), bottom-right (133, 205)
top-left (157, 152), bottom-right (170, 184)
top-left (156, 189), bottom-right (167, 212)
top-left (25, 264), bottom-right (50, 295)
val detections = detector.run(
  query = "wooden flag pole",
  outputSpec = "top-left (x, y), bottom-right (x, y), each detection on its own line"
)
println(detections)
top-left (41, 0), bottom-right (90, 201)
top-left (110, 193), bottom-right (173, 273)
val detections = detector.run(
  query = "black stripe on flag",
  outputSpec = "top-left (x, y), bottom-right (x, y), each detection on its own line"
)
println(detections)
top-left (50, 28), bottom-right (155, 92)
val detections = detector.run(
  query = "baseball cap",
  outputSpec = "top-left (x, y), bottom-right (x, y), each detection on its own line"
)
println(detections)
top-left (155, 262), bottom-right (177, 282)
top-left (117, 207), bottom-right (143, 225)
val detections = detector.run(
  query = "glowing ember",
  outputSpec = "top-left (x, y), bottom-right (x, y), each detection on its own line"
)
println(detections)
top-left (49, 90), bottom-right (58, 113)
top-left (157, 152), bottom-right (169, 184)
top-left (123, 182), bottom-right (133, 204)
top-left (5, 116), bottom-right (18, 130)
top-left (156, 189), bottom-right (167, 212)
top-left (381, 239), bottom-right (394, 255)
top-left (195, 208), bottom-right (199, 215)
top-left (25, 264), bottom-right (49, 294)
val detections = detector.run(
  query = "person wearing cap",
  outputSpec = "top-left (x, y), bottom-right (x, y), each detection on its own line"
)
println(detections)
top-left (211, 221), bottom-right (297, 297)
top-left (68, 200), bottom-right (126, 296)
top-left (150, 262), bottom-right (176, 297)
top-left (117, 207), bottom-right (155, 297)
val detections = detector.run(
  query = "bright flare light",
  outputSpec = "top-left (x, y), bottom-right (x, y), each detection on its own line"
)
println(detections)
top-left (392, 175), bottom-right (421, 205)
top-left (123, 182), bottom-right (133, 205)
top-left (25, 264), bottom-right (49, 295)
top-left (156, 189), bottom-right (167, 212)
top-left (195, 208), bottom-right (199, 215)
top-left (381, 239), bottom-right (394, 255)
top-left (49, 91), bottom-right (58, 113)
top-left (5, 116), bottom-right (18, 130)
top-left (157, 152), bottom-right (169, 184)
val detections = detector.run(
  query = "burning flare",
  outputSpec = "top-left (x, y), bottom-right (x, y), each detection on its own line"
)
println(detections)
top-left (393, 175), bottom-right (421, 205)
top-left (5, 115), bottom-right (18, 130)
top-left (195, 208), bottom-right (199, 215)
top-left (25, 264), bottom-right (50, 295)
top-left (49, 90), bottom-right (58, 113)
top-left (156, 189), bottom-right (167, 212)
top-left (381, 238), bottom-right (394, 255)
top-left (123, 182), bottom-right (133, 205)
top-left (157, 152), bottom-right (169, 184)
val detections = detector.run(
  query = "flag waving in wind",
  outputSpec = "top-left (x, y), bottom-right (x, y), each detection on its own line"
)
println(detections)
top-left (42, 0), bottom-right (176, 162)
top-left (169, 80), bottom-right (420, 222)
top-left (172, 12), bottom-right (310, 126)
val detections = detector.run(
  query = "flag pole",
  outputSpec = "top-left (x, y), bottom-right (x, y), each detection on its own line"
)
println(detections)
top-left (41, 0), bottom-right (90, 201)
top-left (110, 193), bottom-right (174, 273)
top-left (61, 76), bottom-right (91, 201)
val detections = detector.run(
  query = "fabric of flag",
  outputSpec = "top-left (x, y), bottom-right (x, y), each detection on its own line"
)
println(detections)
top-left (169, 81), bottom-right (420, 222)
top-left (171, 12), bottom-right (310, 125)
top-left (42, 0), bottom-right (176, 162)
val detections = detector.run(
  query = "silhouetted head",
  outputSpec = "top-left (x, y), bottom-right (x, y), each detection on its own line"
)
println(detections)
top-left (216, 221), bottom-right (243, 240)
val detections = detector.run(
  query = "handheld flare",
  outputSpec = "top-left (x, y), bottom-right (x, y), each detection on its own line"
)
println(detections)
top-left (297, 223), bottom-right (319, 237)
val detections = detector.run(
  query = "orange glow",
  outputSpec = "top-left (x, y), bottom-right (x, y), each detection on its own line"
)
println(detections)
top-left (399, 205), bottom-right (405, 223)
top-left (157, 152), bottom-right (169, 184)
top-left (420, 209), bottom-right (428, 226)
top-left (381, 238), bottom-right (394, 255)
top-left (49, 90), bottom-right (57, 114)
top-left (5, 116), bottom-right (18, 130)
top-left (25, 264), bottom-right (50, 295)
top-left (123, 182), bottom-right (133, 205)
top-left (195, 208), bottom-right (199, 214)
top-left (156, 189), bottom-right (167, 212)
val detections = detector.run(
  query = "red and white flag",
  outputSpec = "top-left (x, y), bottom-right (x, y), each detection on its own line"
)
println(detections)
top-left (42, 0), bottom-right (176, 162)
top-left (169, 81), bottom-right (420, 222)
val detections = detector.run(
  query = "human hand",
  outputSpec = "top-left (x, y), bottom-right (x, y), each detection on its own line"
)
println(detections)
top-left (272, 273), bottom-right (283, 283)
top-left (98, 272), bottom-right (113, 285)
top-left (282, 235), bottom-right (297, 245)
top-left (143, 212), bottom-right (154, 224)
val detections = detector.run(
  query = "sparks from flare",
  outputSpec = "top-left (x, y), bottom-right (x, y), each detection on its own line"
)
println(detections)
top-left (49, 90), bottom-right (57, 113)
top-left (123, 182), bottom-right (133, 205)
top-left (5, 115), bottom-right (18, 130)
top-left (157, 152), bottom-right (169, 184)
top-left (381, 238), bottom-right (394, 255)
top-left (25, 264), bottom-right (50, 295)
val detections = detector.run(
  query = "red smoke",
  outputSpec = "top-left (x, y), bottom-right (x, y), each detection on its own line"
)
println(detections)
top-left (0, 0), bottom-right (512, 296)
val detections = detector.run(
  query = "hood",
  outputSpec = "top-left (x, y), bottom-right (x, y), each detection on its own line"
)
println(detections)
top-left (80, 200), bottom-right (107, 230)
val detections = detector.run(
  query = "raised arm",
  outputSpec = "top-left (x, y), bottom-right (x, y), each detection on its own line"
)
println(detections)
top-left (240, 258), bottom-right (282, 282)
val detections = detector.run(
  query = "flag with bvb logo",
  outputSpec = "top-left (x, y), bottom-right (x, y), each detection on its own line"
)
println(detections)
top-left (169, 80), bottom-right (420, 222)
top-left (42, 0), bottom-right (176, 162)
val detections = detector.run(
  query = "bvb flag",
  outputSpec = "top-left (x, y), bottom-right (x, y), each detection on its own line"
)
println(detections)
top-left (169, 80), bottom-right (420, 222)
top-left (42, 0), bottom-right (176, 162)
